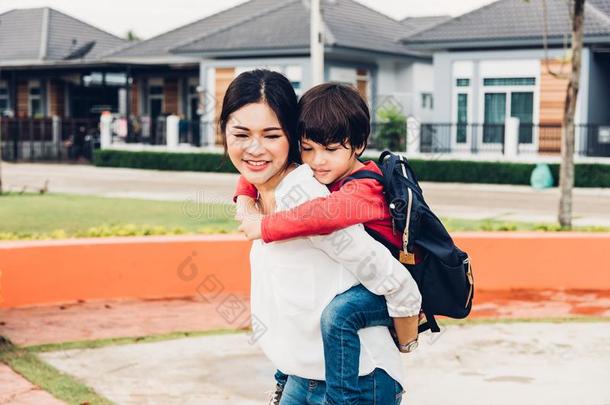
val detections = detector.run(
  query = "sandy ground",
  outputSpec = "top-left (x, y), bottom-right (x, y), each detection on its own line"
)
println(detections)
top-left (40, 322), bottom-right (610, 405)
top-left (4, 162), bottom-right (610, 226)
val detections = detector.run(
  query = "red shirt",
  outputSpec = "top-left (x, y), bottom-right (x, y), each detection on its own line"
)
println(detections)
top-left (234, 161), bottom-right (407, 250)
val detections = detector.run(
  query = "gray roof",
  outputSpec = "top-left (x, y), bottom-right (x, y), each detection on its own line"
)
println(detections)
top-left (400, 15), bottom-right (452, 37)
top-left (0, 7), bottom-right (126, 65)
top-left (107, 0), bottom-right (283, 61)
top-left (113, 0), bottom-right (426, 59)
top-left (404, 0), bottom-right (610, 49)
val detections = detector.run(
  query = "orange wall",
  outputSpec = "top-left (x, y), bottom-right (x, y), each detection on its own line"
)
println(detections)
top-left (0, 235), bottom-right (251, 308)
top-left (1, 233), bottom-right (609, 308)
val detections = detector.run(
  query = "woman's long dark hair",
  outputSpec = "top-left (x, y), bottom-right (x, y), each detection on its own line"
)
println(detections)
top-left (219, 69), bottom-right (301, 166)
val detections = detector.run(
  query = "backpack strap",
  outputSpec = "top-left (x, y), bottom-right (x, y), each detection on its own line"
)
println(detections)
top-left (418, 312), bottom-right (441, 333)
top-left (341, 169), bottom-right (386, 187)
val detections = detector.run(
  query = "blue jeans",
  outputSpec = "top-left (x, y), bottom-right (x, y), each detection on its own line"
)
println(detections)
top-left (279, 367), bottom-right (402, 405)
top-left (273, 284), bottom-right (397, 404)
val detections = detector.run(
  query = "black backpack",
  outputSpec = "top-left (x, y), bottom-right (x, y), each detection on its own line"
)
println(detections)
top-left (344, 151), bottom-right (474, 334)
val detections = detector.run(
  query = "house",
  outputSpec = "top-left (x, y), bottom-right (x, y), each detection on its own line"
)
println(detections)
top-left (0, 6), bottom-right (203, 155)
top-left (111, 0), bottom-right (443, 147)
top-left (1, 1), bottom-right (447, 158)
top-left (402, 0), bottom-right (610, 158)
top-left (0, 7), bottom-right (127, 119)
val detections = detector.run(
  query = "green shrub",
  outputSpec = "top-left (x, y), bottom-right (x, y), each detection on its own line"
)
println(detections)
top-left (93, 149), bottom-right (238, 173)
top-left (93, 149), bottom-right (610, 188)
top-left (375, 106), bottom-right (406, 151)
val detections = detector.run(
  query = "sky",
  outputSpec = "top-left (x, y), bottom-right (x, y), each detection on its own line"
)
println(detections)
top-left (0, 0), bottom-right (497, 40)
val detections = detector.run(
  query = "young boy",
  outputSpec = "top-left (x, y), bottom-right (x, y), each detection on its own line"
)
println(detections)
top-left (235, 83), bottom-right (421, 405)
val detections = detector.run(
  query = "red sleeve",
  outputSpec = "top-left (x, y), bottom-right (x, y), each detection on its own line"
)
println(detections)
top-left (233, 175), bottom-right (258, 202)
top-left (261, 178), bottom-right (386, 242)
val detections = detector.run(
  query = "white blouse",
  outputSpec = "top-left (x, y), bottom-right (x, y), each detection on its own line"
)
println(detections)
top-left (249, 164), bottom-right (422, 386)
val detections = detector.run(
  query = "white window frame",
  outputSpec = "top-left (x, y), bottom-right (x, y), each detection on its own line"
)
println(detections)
top-left (477, 82), bottom-right (539, 154)
top-left (451, 76), bottom-right (473, 152)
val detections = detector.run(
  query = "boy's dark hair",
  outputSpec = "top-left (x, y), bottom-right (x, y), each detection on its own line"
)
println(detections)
top-left (219, 69), bottom-right (301, 166)
top-left (298, 82), bottom-right (370, 156)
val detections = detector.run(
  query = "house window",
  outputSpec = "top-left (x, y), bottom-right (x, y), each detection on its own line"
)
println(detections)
top-left (598, 127), bottom-right (610, 144)
top-left (421, 93), bottom-right (433, 109)
top-left (511, 92), bottom-right (534, 143)
top-left (148, 84), bottom-right (164, 118)
top-left (456, 93), bottom-right (468, 143)
top-left (188, 78), bottom-right (201, 120)
top-left (482, 75), bottom-right (535, 144)
top-left (105, 73), bottom-right (127, 86)
top-left (29, 86), bottom-right (43, 118)
top-left (285, 66), bottom-right (303, 97)
top-left (0, 85), bottom-right (9, 115)
top-left (484, 77), bottom-right (536, 86)
top-left (456, 78), bottom-right (470, 87)
top-left (83, 72), bottom-right (104, 87)
top-left (356, 68), bottom-right (369, 102)
top-left (483, 93), bottom-right (506, 143)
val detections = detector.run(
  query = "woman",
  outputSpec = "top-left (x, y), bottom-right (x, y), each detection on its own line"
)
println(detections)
top-left (220, 69), bottom-right (411, 404)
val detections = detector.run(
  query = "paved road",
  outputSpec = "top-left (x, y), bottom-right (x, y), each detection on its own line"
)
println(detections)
top-left (40, 322), bottom-right (610, 405)
top-left (3, 162), bottom-right (610, 226)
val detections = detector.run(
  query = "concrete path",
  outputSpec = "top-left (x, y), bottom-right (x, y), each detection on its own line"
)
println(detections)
top-left (0, 364), bottom-right (65, 405)
top-left (2, 290), bottom-right (610, 404)
top-left (3, 162), bottom-right (610, 226)
top-left (39, 322), bottom-right (610, 405)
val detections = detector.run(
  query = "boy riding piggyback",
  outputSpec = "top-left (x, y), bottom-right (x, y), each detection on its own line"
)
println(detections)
top-left (236, 83), bottom-right (422, 404)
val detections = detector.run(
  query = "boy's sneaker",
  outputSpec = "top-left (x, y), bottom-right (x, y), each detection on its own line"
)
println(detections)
top-left (267, 383), bottom-right (284, 405)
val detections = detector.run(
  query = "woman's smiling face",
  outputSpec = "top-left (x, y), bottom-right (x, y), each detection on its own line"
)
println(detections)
top-left (226, 102), bottom-right (291, 187)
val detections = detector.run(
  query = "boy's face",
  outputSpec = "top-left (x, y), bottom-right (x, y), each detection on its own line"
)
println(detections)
top-left (300, 138), bottom-right (364, 184)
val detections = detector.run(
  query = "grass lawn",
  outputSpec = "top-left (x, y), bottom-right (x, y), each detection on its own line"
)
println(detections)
top-left (0, 192), bottom-right (237, 239)
top-left (0, 192), bottom-right (607, 240)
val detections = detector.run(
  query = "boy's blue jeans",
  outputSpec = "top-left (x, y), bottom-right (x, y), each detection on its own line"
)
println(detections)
top-left (274, 284), bottom-right (398, 404)
top-left (279, 367), bottom-right (403, 405)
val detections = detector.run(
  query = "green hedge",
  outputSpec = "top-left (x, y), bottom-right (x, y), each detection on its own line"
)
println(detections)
top-left (93, 149), bottom-right (610, 187)
top-left (93, 149), bottom-right (238, 173)
top-left (401, 160), bottom-right (610, 188)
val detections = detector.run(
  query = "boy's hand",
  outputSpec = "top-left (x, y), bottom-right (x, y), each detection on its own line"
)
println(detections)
top-left (391, 315), bottom-right (420, 352)
top-left (235, 196), bottom-right (259, 221)
top-left (238, 213), bottom-right (263, 240)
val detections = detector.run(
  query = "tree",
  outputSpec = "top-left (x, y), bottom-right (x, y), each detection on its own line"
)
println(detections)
top-left (125, 30), bottom-right (141, 42)
top-left (558, 0), bottom-right (585, 228)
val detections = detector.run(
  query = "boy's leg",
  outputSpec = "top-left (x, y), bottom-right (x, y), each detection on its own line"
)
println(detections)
top-left (320, 284), bottom-right (392, 405)
top-left (357, 368), bottom-right (404, 405)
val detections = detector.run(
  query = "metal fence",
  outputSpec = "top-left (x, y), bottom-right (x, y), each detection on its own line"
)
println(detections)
top-left (0, 117), bottom-right (100, 162)
top-left (412, 123), bottom-right (610, 157)
top-left (114, 116), bottom-right (202, 146)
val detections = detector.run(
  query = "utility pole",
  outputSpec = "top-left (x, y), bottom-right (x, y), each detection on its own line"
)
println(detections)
top-left (310, 0), bottom-right (324, 86)
top-left (558, 0), bottom-right (585, 228)
top-left (0, 116), bottom-right (3, 195)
